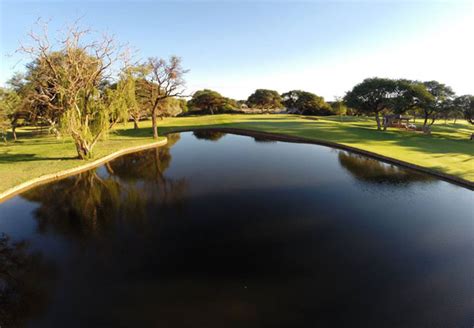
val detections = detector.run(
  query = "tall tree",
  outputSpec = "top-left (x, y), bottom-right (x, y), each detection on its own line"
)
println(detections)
top-left (344, 78), bottom-right (399, 130)
top-left (107, 67), bottom-right (139, 129)
top-left (455, 95), bottom-right (474, 140)
top-left (247, 89), bottom-right (283, 109)
top-left (137, 57), bottom-right (188, 139)
top-left (19, 21), bottom-right (130, 158)
top-left (419, 81), bottom-right (455, 129)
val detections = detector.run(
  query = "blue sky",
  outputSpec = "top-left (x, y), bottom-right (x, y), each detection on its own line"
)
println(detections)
top-left (1, 1), bottom-right (473, 100)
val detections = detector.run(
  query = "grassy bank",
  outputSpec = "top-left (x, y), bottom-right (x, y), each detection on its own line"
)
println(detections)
top-left (0, 128), bottom-right (165, 196)
top-left (1, 114), bottom-right (473, 195)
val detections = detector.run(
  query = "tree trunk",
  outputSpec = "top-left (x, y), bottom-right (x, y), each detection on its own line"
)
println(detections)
top-left (71, 132), bottom-right (92, 159)
top-left (12, 125), bottom-right (17, 142)
top-left (152, 108), bottom-right (158, 139)
top-left (423, 113), bottom-right (428, 128)
top-left (133, 117), bottom-right (139, 130)
top-left (74, 140), bottom-right (90, 159)
top-left (470, 133), bottom-right (474, 141)
top-left (375, 113), bottom-right (382, 130)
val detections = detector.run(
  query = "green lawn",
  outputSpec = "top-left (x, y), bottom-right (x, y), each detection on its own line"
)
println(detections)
top-left (1, 114), bottom-right (473, 195)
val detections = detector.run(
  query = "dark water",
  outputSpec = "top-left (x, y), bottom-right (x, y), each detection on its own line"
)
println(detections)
top-left (0, 131), bottom-right (473, 328)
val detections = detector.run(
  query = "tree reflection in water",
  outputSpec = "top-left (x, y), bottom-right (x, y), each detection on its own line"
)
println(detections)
top-left (0, 234), bottom-right (54, 327)
top-left (338, 151), bottom-right (434, 185)
top-left (22, 133), bottom-right (188, 240)
top-left (192, 130), bottom-right (226, 141)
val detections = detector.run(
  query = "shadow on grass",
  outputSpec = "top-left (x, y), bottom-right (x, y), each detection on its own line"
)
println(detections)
top-left (148, 119), bottom-right (474, 157)
top-left (0, 153), bottom-right (76, 163)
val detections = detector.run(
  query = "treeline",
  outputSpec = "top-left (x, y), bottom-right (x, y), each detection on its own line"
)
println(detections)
top-left (185, 89), bottom-right (335, 116)
top-left (185, 81), bottom-right (473, 134)
top-left (344, 78), bottom-right (473, 132)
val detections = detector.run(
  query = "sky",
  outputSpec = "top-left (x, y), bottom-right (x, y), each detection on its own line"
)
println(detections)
top-left (0, 0), bottom-right (473, 101)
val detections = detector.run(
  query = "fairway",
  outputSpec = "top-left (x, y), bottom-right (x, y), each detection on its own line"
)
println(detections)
top-left (0, 114), bottom-right (473, 196)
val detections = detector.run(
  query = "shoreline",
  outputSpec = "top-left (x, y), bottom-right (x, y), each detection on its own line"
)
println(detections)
top-left (1, 126), bottom-right (472, 204)
top-left (167, 127), bottom-right (474, 190)
top-left (0, 138), bottom-right (168, 203)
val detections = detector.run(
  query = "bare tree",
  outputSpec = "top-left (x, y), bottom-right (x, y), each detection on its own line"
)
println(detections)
top-left (18, 20), bottom-right (129, 159)
top-left (137, 56), bottom-right (188, 139)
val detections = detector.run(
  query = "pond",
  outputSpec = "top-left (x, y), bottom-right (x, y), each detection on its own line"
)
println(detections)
top-left (0, 131), bottom-right (473, 327)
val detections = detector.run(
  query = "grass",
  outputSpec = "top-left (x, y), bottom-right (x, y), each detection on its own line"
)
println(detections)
top-left (0, 114), bottom-right (473, 194)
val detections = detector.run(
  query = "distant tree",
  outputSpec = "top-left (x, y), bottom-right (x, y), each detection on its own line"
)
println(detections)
top-left (156, 97), bottom-right (187, 117)
top-left (454, 95), bottom-right (474, 139)
top-left (221, 97), bottom-right (239, 111)
top-left (446, 100), bottom-right (464, 124)
top-left (282, 90), bottom-right (331, 115)
top-left (419, 81), bottom-right (455, 129)
top-left (188, 89), bottom-right (237, 114)
top-left (136, 56), bottom-right (188, 139)
top-left (0, 87), bottom-right (21, 142)
top-left (188, 89), bottom-right (225, 115)
top-left (331, 97), bottom-right (348, 120)
top-left (343, 78), bottom-right (399, 130)
top-left (177, 98), bottom-right (188, 114)
top-left (247, 89), bottom-right (283, 109)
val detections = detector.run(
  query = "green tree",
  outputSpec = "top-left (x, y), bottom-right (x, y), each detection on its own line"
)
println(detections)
top-left (331, 97), bottom-right (348, 121)
top-left (247, 89), bottom-right (283, 109)
top-left (419, 81), bottom-right (455, 129)
top-left (282, 90), bottom-right (331, 115)
top-left (0, 87), bottom-right (21, 142)
top-left (344, 78), bottom-right (399, 130)
top-left (454, 95), bottom-right (474, 139)
top-left (391, 80), bottom-right (432, 114)
top-left (188, 89), bottom-right (233, 115)
top-left (156, 97), bottom-right (187, 117)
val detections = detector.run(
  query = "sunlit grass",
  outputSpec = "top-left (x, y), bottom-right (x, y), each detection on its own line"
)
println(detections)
top-left (0, 114), bottom-right (473, 195)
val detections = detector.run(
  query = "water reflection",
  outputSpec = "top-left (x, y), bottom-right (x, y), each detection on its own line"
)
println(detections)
top-left (22, 133), bottom-right (188, 241)
top-left (0, 132), bottom-right (472, 328)
top-left (338, 151), bottom-right (434, 185)
top-left (0, 234), bottom-right (54, 327)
